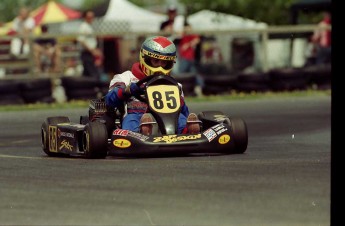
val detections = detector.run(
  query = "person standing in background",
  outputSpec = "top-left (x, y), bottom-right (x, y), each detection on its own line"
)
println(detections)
top-left (33, 24), bottom-right (61, 73)
top-left (160, 5), bottom-right (179, 34)
top-left (10, 7), bottom-right (35, 58)
top-left (77, 10), bottom-right (102, 79)
top-left (160, 5), bottom-right (184, 76)
top-left (311, 11), bottom-right (331, 65)
top-left (178, 22), bottom-right (204, 96)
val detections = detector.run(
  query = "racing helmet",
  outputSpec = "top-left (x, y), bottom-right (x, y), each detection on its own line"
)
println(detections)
top-left (139, 36), bottom-right (177, 76)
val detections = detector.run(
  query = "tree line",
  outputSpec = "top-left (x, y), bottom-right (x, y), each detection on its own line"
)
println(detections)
top-left (0, 0), bottom-right (322, 26)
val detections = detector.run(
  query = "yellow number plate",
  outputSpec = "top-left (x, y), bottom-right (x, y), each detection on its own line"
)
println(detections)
top-left (147, 85), bottom-right (180, 113)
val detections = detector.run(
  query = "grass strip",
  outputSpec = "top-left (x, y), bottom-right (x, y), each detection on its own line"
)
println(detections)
top-left (0, 89), bottom-right (331, 112)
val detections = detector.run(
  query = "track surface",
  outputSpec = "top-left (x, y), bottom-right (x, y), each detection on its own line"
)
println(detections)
top-left (0, 95), bottom-right (331, 226)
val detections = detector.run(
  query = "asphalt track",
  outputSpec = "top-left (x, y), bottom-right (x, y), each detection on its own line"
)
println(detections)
top-left (0, 95), bottom-right (331, 226)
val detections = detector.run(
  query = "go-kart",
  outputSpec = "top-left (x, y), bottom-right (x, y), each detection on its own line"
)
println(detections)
top-left (41, 74), bottom-right (248, 158)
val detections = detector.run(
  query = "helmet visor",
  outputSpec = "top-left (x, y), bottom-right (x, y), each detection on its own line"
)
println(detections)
top-left (144, 56), bottom-right (174, 70)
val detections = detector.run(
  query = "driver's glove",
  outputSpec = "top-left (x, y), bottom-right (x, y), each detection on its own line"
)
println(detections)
top-left (124, 82), bottom-right (144, 97)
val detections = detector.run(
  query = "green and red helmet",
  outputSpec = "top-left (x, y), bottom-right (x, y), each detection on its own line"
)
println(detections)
top-left (139, 36), bottom-right (177, 76)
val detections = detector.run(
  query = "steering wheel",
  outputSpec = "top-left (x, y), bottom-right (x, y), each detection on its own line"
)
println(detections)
top-left (134, 74), bottom-right (162, 103)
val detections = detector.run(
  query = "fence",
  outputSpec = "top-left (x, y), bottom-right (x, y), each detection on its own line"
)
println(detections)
top-left (0, 24), bottom-right (331, 78)
top-left (0, 24), bottom-right (331, 104)
top-left (0, 34), bottom-right (81, 78)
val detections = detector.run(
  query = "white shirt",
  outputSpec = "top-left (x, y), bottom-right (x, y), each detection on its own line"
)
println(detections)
top-left (12, 16), bottom-right (35, 34)
top-left (109, 70), bottom-right (136, 91)
top-left (77, 21), bottom-right (97, 50)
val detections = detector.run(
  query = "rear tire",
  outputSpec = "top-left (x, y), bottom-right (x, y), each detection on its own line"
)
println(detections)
top-left (41, 116), bottom-right (70, 157)
top-left (230, 118), bottom-right (248, 153)
top-left (82, 121), bottom-right (108, 159)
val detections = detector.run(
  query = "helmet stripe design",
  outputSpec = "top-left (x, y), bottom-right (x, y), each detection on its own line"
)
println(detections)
top-left (141, 49), bottom-right (175, 61)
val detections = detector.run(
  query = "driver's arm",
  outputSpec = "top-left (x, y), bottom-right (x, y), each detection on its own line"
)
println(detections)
top-left (105, 83), bottom-right (127, 108)
top-left (105, 74), bottom-right (143, 108)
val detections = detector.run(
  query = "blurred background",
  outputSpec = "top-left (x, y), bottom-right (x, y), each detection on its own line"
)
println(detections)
top-left (0, 0), bottom-right (331, 104)
top-left (0, 0), bottom-right (329, 25)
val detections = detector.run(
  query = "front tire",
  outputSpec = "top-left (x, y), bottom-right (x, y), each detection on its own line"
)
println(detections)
top-left (230, 118), bottom-right (248, 154)
top-left (82, 121), bottom-right (108, 159)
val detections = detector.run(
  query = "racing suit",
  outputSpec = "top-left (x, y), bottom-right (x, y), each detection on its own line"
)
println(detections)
top-left (105, 62), bottom-right (190, 134)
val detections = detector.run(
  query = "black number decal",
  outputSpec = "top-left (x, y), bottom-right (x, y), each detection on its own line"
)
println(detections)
top-left (166, 91), bottom-right (177, 109)
top-left (152, 91), bottom-right (163, 109)
top-left (152, 91), bottom-right (177, 110)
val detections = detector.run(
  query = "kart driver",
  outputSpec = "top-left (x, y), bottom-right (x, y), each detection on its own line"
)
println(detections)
top-left (104, 36), bottom-right (201, 135)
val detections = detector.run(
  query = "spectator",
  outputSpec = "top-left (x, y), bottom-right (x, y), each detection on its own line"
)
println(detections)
top-left (104, 36), bottom-right (201, 136)
top-left (178, 22), bottom-right (204, 97)
top-left (33, 24), bottom-right (61, 73)
top-left (202, 37), bottom-right (223, 64)
top-left (311, 11), bottom-right (331, 65)
top-left (77, 10), bottom-right (102, 79)
top-left (160, 5), bottom-right (179, 34)
top-left (10, 7), bottom-right (35, 58)
top-left (304, 36), bottom-right (317, 67)
top-left (160, 5), bottom-right (184, 75)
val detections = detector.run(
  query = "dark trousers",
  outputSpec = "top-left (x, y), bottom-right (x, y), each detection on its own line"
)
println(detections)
top-left (81, 50), bottom-right (101, 79)
top-left (316, 46), bottom-right (331, 65)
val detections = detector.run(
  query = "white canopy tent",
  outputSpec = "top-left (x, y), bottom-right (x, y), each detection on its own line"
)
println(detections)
top-left (55, 6), bottom-right (266, 35)
top-left (187, 9), bottom-right (267, 31)
top-left (52, 0), bottom-right (170, 34)
top-left (102, 0), bottom-right (166, 33)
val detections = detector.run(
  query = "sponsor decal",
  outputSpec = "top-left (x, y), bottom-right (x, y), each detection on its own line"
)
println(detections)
top-left (57, 129), bottom-right (75, 138)
top-left (203, 128), bottom-right (217, 142)
top-left (113, 129), bottom-right (129, 136)
top-left (142, 49), bottom-right (175, 60)
top-left (211, 124), bottom-right (228, 135)
top-left (59, 139), bottom-right (73, 151)
top-left (112, 129), bottom-right (149, 141)
top-left (218, 134), bottom-right (230, 144)
top-left (216, 127), bottom-right (228, 135)
top-left (128, 131), bottom-right (150, 141)
top-left (113, 139), bottom-right (131, 148)
top-left (153, 134), bottom-right (201, 144)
